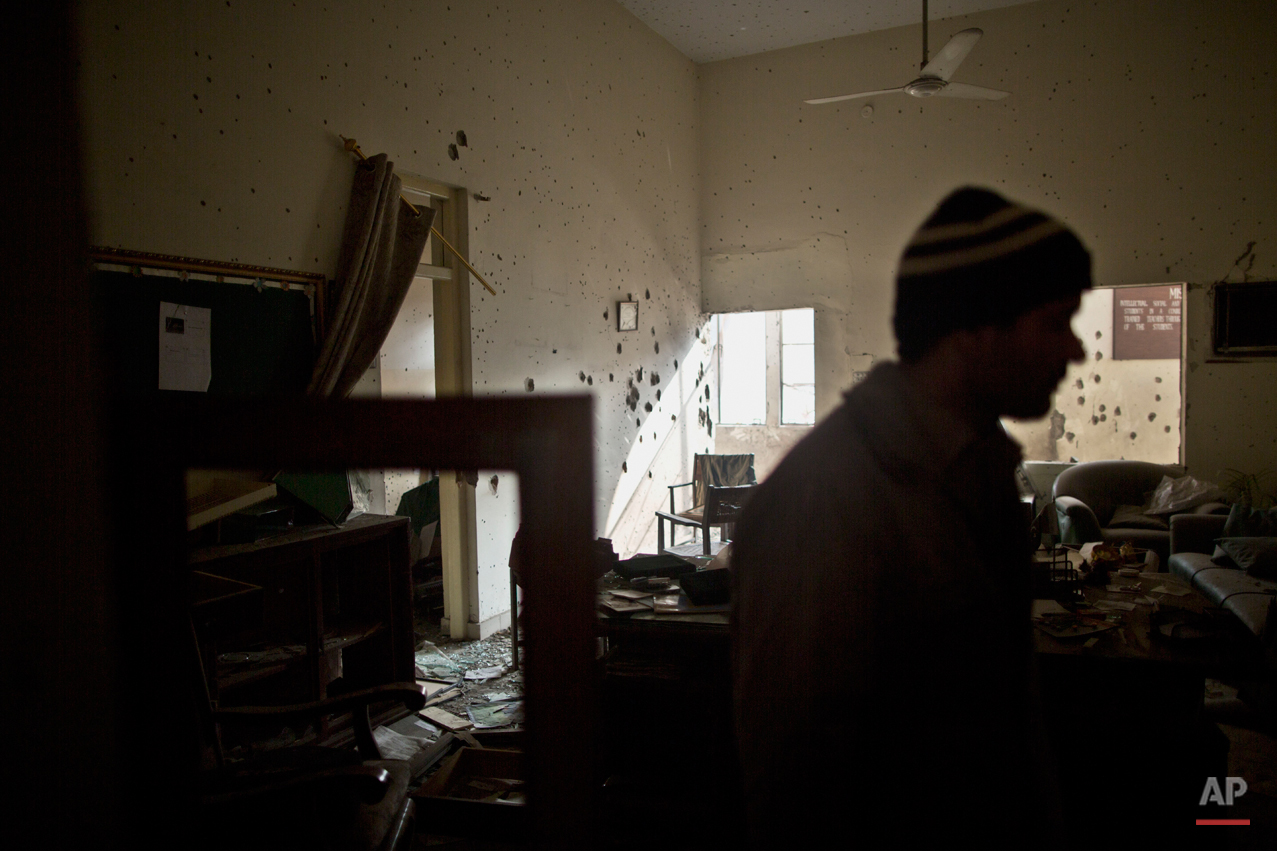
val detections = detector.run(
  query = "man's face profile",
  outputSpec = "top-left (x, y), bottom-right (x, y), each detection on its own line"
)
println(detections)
top-left (977, 292), bottom-right (1086, 420)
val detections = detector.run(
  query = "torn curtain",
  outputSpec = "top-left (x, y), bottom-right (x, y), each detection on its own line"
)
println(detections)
top-left (308, 152), bottom-right (434, 398)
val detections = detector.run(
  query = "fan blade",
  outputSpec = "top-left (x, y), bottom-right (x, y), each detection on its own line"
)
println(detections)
top-left (920, 28), bottom-right (983, 81)
top-left (804, 88), bottom-right (904, 105)
top-left (935, 81), bottom-right (1010, 100)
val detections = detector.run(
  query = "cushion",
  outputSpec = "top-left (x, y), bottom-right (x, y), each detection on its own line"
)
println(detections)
top-left (1214, 537), bottom-right (1277, 578)
top-left (1222, 503), bottom-right (1277, 537)
top-left (1145, 475), bottom-right (1226, 516)
top-left (1108, 504), bottom-right (1169, 531)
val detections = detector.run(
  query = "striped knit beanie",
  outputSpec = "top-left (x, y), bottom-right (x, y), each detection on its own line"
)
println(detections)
top-left (893, 187), bottom-right (1092, 361)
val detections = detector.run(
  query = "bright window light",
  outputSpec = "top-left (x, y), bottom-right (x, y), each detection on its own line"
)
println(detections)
top-left (717, 312), bottom-right (766, 425)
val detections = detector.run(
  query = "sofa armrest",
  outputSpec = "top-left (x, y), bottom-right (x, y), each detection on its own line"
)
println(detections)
top-left (1055, 496), bottom-right (1102, 545)
top-left (1169, 513), bottom-right (1227, 555)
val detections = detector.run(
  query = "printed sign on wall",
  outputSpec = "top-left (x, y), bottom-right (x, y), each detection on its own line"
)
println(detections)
top-left (1113, 284), bottom-right (1182, 359)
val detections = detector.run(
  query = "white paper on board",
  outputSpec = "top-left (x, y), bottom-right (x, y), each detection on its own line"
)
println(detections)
top-left (158, 302), bottom-right (211, 392)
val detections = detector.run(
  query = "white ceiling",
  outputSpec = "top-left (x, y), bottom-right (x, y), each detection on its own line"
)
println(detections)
top-left (615, 0), bottom-right (1040, 63)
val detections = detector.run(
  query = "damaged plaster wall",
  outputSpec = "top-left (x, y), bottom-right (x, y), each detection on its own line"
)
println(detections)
top-left (77, 0), bottom-right (705, 626)
top-left (699, 0), bottom-right (1276, 476)
top-left (1002, 288), bottom-right (1181, 464)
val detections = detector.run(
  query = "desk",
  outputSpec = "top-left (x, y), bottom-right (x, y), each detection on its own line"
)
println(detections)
top-left (1032, 573), bottom-right (1252, 839)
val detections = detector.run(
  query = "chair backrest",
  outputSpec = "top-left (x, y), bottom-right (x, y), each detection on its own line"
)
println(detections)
top-left (704, 484), bottom-right (756, 525)
top-left (692, 454), bottom-right (756, 508)
top-left (1052, 460), bottom-right (1177, 526)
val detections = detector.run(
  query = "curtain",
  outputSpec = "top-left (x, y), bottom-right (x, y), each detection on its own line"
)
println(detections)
top-left (308, 152), bottom-right (434, 398)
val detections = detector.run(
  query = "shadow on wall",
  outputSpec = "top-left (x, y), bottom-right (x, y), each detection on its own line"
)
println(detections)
top-left (604, 320), bottom-right (718, 557)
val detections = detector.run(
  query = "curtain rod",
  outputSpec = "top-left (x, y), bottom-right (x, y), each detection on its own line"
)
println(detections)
top-left (341, 136), bottom-right (497, 296)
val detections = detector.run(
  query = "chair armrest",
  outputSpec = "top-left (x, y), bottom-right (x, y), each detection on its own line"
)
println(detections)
top-left (1192, 501), bottom-right (1232, 516)
top-left (654, 510), bottom-right (705, 529)
top-left (214, 682), bottom-right (427, 761)
top-left (1170, 513), bottom-right (1227, 555)
top-left (667, 481), bottom-right (694, 513)
top-left (1054, 496), bottom-right (1102, 545)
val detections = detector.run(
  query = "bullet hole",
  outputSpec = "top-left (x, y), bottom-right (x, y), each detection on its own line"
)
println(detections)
top-left (1094, 351), bottom-right (1103, 361)
top-left (644, 289), bottom-right (650, 299)
top-left (1091, 415), bottom-right (1099, 425)
top-left (651, 327), bottom-right (656, 336)
top-left (622, 462), bottom-right (628, 474)
top-left (1100, 414), bottom-right (1107, 422)
top-left (604, 309), bottom-right (609, 320)
top-left (448, 144), bottom-right (459, 160)
top-left (707, 416), bottom-right (713, 438)
top-left (472, 192), bottom-right (490, 202)
top-left (1095, 331), bottom-right (1103, 339)
top-left (1155, 376), bottom-right (1163, 383)
top-left (1147, 412), bottom-right (1156, 421)
top-left (617, 343), bottom-right (622, 355)
top-left (650, 372), bottom-right (660, 386)
top-left (1115, 406), bottom-right (1122, 416)
top-left (587, 376), bottom-right (593, 386)
top-left (1075, 379), bottom-right (1085, 390)
top-left (1099, 405), bottom-right (1106, 412)
top-left (655, 342), bottom-right (660, 354)
top-left (644, 402), bottom-right (653, 413)
top-left (579, 371), bottom-right (586, 382)
top-left (1065, 432), bottom-right (1075, 443)
top-left (1093, 374), bottom-right (1101, 383)
top-left (1165, 425), bottom-right (1172, 433)
top-left (553, 349), bottom-right (557, 354)
top-left (704, 386), bottom-right (711, 401)
top-left (674, 359), bottom-right (678, 370)
top-left (524, 378), bottom-right (534, 392)
top-left (489, 474), bottom-right (499, 495)
top-left (1155, 394), bottom-right (1162, 401)
top-left (636, 367), bottom-right (644, 382)
top-left (609, 373), bottom-right (614, 381)
top-left (639, 435), bottom-right (643, 443)
top-left (1130, 432), bottom-right (1138, 440)
top-left (671, 414), bottom-right (677, 421)
top-left (636, 419), bottom-right (641, 427)
top-left (649, 471), bottom-right (653, 479)
top-left (456, 130), bottom-right (468, 146)
top-left (656, 389), bottom-right (662, 401)
top-left (1077, 396), bottom-right (1085, 405)
top-left (625, 382), bottom-right (640, 411)
top-left (698, 408), bottom-right (707, 427)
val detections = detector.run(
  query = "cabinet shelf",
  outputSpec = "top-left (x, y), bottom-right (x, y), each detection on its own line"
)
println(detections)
top-left (191, 513), bottom-right (413, 743)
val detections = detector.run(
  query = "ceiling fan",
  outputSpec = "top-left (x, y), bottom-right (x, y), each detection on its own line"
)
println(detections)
top-left (804, 0), bottom-right (1010, 105)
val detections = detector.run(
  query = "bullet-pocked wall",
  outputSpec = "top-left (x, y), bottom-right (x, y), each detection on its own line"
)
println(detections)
top-left (699, 0), bottom-right (1277, 477)
top-left (78, 0), bottom-right (709, 629)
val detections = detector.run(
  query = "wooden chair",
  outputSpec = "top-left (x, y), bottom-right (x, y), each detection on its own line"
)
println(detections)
top-left (657, 481), bottom-right (756, 558)
top-left (656, 454), bottom-right (756, 558)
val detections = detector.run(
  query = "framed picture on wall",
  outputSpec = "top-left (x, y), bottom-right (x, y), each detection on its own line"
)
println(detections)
top-left (617, 301), bottom-right (638, 332)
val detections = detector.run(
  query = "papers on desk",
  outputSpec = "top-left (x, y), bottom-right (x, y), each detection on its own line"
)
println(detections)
top-left (598, 589), bottom-right (730, 615)
top-left (1150, 584), bottom-right (1192, 596)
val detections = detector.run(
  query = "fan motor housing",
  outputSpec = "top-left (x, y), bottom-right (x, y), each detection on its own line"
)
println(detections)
top-left (905, 77), bottom-right (946, 97)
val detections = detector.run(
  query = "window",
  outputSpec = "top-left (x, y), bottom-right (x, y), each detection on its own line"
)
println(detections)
top-left (780, 309), bottom-right (815, 425)
top-left (715, 308), bottom-right (816, 427)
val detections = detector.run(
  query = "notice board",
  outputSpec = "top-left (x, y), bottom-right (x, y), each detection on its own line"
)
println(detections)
top-left (95, 268), bottom-right (316, 397)
top-left (1112, 284), bottom-right (1182, 360)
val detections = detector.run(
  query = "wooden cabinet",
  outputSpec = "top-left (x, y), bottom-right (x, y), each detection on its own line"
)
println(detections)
top-left (189, 513), bottom-right (414, 747)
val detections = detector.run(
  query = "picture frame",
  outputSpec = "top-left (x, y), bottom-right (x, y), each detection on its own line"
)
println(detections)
top-left (617, 301), bottom-right (638, 332)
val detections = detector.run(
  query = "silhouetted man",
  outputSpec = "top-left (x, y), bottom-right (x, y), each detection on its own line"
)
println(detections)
top-left (731, 187), bottom-right (1088, 845)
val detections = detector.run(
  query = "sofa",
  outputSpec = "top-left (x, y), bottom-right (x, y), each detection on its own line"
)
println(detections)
top-left (1169, 512), bottom-right (1277, 643)
top-left (1052, 460), bottom-right (1228, 566)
